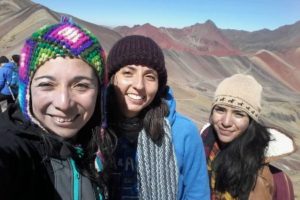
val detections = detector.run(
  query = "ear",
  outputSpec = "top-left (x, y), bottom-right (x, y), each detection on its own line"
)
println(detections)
top-left (109, 74), bottom-right (116, 85)
top-left (209, 114), bottom-right (213, 124)
top-left (209, 107), bottom-right (214, 124)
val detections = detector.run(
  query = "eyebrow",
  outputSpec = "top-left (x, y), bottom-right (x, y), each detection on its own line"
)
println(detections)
top-left (33, 75), bottom-right (95, 82)
top-left (125, 65), bottom-right (157, 73)
top-left (215, 105), bottom-right (245, 113)
top-left (214, 105), bottom-right (224, 109)
top-left (33, 75), bottom-right (55, 81)
top-left (233, 109), bottom-right (246, 114)
top-left (144, 69), bottom-right (157, 74)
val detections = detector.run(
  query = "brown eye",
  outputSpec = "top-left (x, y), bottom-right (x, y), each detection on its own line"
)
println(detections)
top-left (234, 112), bottom-right (246, 118)
top-left (35, 82), bottom-right (54, 90)
top-left (32, 81), bottom-right (55, 91)
top-left (122, 70), bottom-right (133, 77)
top-left (75, 83), bottom-right (89, 89)
top-left (145, 74), bottom-right (156, 81)
top-left (37, 82), bottom-right (52, 87)
top-left (214, 106), bottom-right (225, 113)
top-left (73, 81), bottom-right (96, 91)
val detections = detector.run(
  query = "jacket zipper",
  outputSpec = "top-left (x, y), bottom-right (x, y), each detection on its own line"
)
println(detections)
top-left (70, 158), bottom-right (80, 200)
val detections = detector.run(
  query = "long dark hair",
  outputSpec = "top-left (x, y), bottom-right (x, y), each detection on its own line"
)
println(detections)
top-left (212, 119), bottom-right (271, 199)
top-left (106, 82), bottom-right (169, 142)
top-left (141, 89), bottom-right (169, 141)
top-left (75, 91), bottom-right (114, 187)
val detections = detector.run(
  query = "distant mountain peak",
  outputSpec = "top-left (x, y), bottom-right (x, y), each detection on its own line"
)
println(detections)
top-left (114, 19), bottom-right (239, 56)
top-left (142, 23), bottom-right (153, 27)
top-left (204, 19), bottom-right (216, 26)
top-left (188, 20), bottom-right (218, 31)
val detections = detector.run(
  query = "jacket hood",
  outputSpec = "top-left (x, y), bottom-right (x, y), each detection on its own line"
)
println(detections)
top-left (3, 62), bottom-right (15, 69)
top-left (165, 87), bottom-right (176, 126)
top-left (265, 127), bottom-right (296, 161)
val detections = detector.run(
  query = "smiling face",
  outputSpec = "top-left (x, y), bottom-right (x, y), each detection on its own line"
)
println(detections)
top-left (211, 104), bottom-right (250, 144)
top-left (112, 64), bottom-right (159, 118)
top-left (30, 57), bottom-right (99, 139)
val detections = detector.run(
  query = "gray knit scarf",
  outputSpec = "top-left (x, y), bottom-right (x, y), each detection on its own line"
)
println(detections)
top-left (137, 119), bottom-right (179, 200)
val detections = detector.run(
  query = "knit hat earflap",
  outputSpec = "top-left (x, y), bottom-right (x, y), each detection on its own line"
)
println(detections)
top-left (107, 35), bottom-right (167, 94)
top-left (19, 16), bottom-right (107, 120)
top-left (212, 74), bottom-right (262, 121)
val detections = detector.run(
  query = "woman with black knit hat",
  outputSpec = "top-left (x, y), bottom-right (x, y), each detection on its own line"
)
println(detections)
top-left (106, 35), bottom-right (210, 200)
top-left (0, 19), bottom-right (113, 199)
top-left (201, 74), bottom-right (295, 199)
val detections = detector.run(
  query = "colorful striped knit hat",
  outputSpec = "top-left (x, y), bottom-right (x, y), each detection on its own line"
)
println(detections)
top-left (19, 17), bottom-right (106, 120)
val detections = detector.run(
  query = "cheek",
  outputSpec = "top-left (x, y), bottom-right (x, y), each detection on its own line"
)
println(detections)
top-left (113, 78), bottom-right (127, 96)
top-left (87, 96), bottom-right (97, 112)
top-left (113, 75), bottom-right (131, 88)
top-left (146, 83), bottom-right (159, 97)
top-left (30, 89), bottom-right (51, 114)
top-left (210, 113), bottom-right (219, 125)
top-left (81, 91), bottom-right (98, 112)
top-left (238, 119), bottom-right (250, 132)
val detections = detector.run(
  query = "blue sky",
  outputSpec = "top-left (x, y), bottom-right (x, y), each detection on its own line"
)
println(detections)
top-left (32, 0), bottom-right (300, 31)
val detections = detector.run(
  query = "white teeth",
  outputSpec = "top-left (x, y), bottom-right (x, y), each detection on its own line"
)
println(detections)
top-left (54, 117), bottom-right (74, 123)
top-left (128, 93), bottom-right (144, 100)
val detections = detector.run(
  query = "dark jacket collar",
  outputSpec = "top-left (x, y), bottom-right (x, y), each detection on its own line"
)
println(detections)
top-left (0, 103), bottom-right (76, 159)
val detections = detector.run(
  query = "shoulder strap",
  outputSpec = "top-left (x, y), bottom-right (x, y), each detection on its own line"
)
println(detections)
top-left (7, 84), bottom-right (16, 101)
top-left (269, 165), bottom-right (294, 200)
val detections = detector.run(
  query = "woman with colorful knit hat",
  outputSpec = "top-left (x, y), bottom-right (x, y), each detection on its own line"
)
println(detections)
top-left (106, 35), bottom-right (210, 200)
top-left (201, 74), bottom-right (295, 199)
top-left (0, 18), bottom-right (113, 199)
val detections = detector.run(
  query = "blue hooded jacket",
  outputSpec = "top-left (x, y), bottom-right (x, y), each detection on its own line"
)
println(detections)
top-left (0, 62), bottom-right (17, 96)
top-left (165, 88), bottom-right (210, 200)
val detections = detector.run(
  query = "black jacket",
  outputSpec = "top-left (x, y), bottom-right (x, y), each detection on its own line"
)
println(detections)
top-left (0, 104), bottom-right (100, 200)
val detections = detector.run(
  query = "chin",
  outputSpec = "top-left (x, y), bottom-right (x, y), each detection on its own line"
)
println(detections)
top-left (52, 129), bottom-right (78, 139)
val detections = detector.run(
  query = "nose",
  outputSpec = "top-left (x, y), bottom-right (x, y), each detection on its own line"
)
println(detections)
top-left (221, 112), bottom-right (233, 127)
top-left (53, 86), bottom-right (73, 111)
top-left (132, 75), bottom-right (145, 90)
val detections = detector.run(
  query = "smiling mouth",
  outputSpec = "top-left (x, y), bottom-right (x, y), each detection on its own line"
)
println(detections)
top-left (127, 93), bottom-right (145, 100)
top-left (50, 115), bottom-right (79, 123)
top-left (218, 127), bottom-right (232, 134)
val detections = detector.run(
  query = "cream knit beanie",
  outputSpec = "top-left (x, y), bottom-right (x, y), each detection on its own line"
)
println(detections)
top-left (212, 74), bottom-right (262, 121)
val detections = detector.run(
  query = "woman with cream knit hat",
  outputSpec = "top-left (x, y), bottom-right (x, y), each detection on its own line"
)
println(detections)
top-left (201, 74), bottom-right (294, 200)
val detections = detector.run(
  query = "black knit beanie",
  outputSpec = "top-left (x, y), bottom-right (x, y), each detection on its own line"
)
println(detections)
top-left (107, 35), bottom-right (167, 93)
